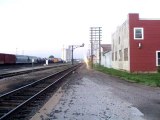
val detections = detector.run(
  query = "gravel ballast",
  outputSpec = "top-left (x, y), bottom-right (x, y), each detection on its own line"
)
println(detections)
top-left (0, 65), bottom-right (71, 95)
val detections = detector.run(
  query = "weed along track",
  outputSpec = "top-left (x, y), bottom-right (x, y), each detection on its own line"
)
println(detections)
top-left (0, 64), bottom-right (82, 120)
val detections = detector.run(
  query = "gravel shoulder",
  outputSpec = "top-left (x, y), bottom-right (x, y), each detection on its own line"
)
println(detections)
top-left (31, 64), bottom-right (160, 120)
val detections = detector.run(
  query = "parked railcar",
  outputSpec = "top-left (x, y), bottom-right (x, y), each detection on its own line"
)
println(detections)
top-left (5, 54), bottom-right (16, 64)
top-left (1, 53), bottom-right (47, 65)
top-left (28, 56), bottom-right (38, 63)
top-left (16, 55), bottom-right (30, 64)
top-left (48, 58), bottom-right (64, 63)
top-left (57, 58), bottom-right (63, 63)
top-left (53, 58), bottom-right (59, 63)
top-left (48, 58), bottom-right (54, 63)
top-left (0, 53), bottom-right (5, 64)
top-left (39, 58), bottom-right (46, 64)
top-left (0, 53), bottom-right (16, 64)
top-left (37, 57), bottom-right (44, 64)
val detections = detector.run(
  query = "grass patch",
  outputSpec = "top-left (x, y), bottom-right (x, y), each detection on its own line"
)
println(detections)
top-left (94, 65), bottom-right (160, 87)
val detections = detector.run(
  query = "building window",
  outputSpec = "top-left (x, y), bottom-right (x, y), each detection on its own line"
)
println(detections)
top-left (156, 51), bottom-right (160, 66)
top-left (112, 53), bottom-right (114, 61)
top-left (134, 27), bottom-right (144, 40)
top-left (112, 44), bottom-right (114, 52)
top-left (119, 37), bottom-right (120, 44)
top-left (115, 51), bottom-right (117, 61)
top-left (119, 50), bottom-right (122, 61)
top-left (124, 48), bottom-right (128, 61)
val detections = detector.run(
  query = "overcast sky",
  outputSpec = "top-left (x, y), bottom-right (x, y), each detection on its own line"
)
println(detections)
top-left (0, 0), bottom-right (160, 58)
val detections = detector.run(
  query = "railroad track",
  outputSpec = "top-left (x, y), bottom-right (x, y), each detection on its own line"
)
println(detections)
top-left (0, 63), bottom-right (81, 120)
top-left (0, 64), bottom-right (68, 79)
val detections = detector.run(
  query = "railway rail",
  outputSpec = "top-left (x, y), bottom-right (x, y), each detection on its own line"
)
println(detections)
top-left (0, 64), bottom-right (68, 79)
top-left (0, 63), bottom-right (82, 120)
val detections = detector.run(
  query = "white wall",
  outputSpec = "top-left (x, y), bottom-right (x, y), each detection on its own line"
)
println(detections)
top-left (112, 20), bottom-right (130, 71)
top-left (101, 51), bottom-right (112, 68)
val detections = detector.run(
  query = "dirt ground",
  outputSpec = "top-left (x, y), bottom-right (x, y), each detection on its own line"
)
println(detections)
top-left (31, 64), bottom-right (160, 120)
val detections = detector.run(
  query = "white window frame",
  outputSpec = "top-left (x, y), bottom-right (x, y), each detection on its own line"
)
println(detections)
top-left (156, 51), bottom-right (160, 66)
top-left (134, 27), bottom-right (144, 40)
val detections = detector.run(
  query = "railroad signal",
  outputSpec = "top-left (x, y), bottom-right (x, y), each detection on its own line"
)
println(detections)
top-left (70, 43), bottom-right (85, 65)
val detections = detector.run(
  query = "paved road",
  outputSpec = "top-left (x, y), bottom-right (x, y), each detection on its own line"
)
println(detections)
top-left (34, 64), bottom-right (160, 120)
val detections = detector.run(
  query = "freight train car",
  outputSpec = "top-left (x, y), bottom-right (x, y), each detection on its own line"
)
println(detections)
top-left (57, 58), bottom-right (63, 63)
top-left (15, 55), bottom-right (40, 64)
top-left (49, 58), bottom-right (64, 63)
top-left (28, 56), bottom-right (38, 64)
top-left (0, 53), bottom-right (16, 64)
top-left (16, 55), bottom-right (30, 64)
top-left (37, 57), bottom-right (45, 64)
top-left (5, 54), bottom-right (16, 64)
top-left (0, 53), bottom-right (54, 65)
top-left (0, 53), bottom-right (5, 64)
top-left (53, 58), bottom-right (59, 63)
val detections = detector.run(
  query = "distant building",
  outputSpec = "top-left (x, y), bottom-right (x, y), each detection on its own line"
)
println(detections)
top-left (112, 13), bottom-right (160, 72)
top-left (101, 44), bottom-right (112, 68)
top-left (101, 44), bottom-right (111, 53)
top-left (63, 47), bottom-right (72, 62)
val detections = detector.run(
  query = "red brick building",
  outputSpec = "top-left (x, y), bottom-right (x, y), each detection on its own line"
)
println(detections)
top-left (112, 13), bottom-right (160, 72)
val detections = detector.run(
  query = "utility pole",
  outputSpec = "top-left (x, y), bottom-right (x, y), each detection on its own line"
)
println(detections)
top-left (90, 27), bottom-right (102, 67)
top-left (90, 27), bottom-right (93, 68)
top-left (99, 27), bottom-right (102, 65)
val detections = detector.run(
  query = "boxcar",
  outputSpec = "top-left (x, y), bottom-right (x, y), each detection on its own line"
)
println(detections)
top-left (0, 53), bottom-right (16, 64)
top-left (0, 53), bottom-right (5, 64)
top-left (4, 54), bottom-right (16, 64)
